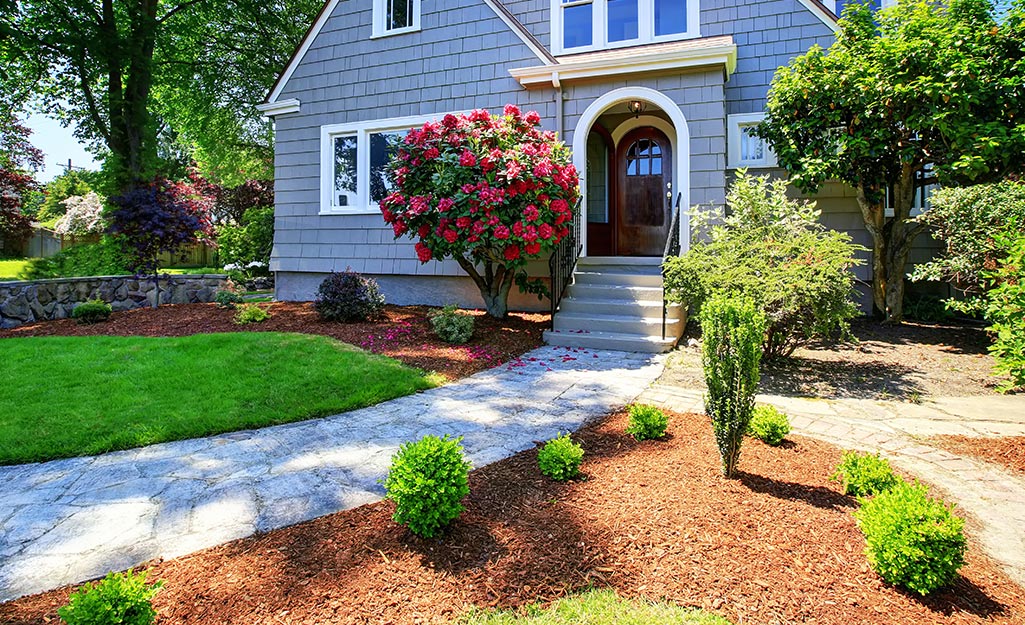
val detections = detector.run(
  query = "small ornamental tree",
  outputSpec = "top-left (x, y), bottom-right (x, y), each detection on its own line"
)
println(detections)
top-left (0, 112), bottom-right (42, 255)
top-left (757, 0), bottom-right (1025, 322)
top-left (380, 105), bottom-right (579, 318)
top-left (107, 175), bottom-right (215, 306)
top-left (55, 192), bottom-right (106, 235)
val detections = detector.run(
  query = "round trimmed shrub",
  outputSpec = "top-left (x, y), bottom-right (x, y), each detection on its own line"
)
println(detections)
top-left (71, 299), bottom-right (112, 324)
top-left (854, 480), bottom-right (966, 595)
top-left (57, 569), bottom-right (163, 625)
top-left (748, 405), bottom-right (790, 446)
top-left (383, 434), bottom-right (471, 538)
top-left (830, 450), bottom-right (901, 497)
top-left (429, 305), bottom-right (475, 344)
top-left (233, 303), bottom-right (271, 325)
top-left (537, 433), bottom-right (584, 481)
top-left (314, 270), bottom-right (386, 322)
top-left (626, 404), bottom-right (668, 441)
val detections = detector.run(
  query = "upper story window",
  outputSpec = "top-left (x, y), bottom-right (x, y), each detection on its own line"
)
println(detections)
top-left (832, 0), bottom-right (894, 17)
top-left (553, 0), bottom-right (700, 55)
top-left (372, 0), bottom-right (421, 38)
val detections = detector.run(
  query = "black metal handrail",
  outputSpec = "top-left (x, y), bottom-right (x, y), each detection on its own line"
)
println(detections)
top-left (549, 210), bottom-right (580, 327)
top-left (662, 192), bottom-right (683, 339)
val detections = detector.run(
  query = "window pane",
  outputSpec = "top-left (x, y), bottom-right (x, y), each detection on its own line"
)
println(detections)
top-left (586, 131), bottom-right (608, 224)
top-left (563, 3), bottom-right (592, 49)
top-left (388, 0), bottom-right (413, 30)
top-left (370, 131), bottom-right (405, 204)
top-left (607, 0), bottom-right (638, 42)
top-left (740, 126), bottom-right (764, 163)
top-left (333, 135), bottom-right (357, 208)
top-left (655, 0), bottom-right (687, 36)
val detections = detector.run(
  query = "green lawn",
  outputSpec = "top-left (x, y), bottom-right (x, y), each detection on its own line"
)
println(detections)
top-left (163, 266), bottom-right (223, 275)
top-left (462, 589), bottom-right (731, 625)
top-left (0, 259), bottom-right (29, 280)
top-left (0, 332), bottom-right (440, 465)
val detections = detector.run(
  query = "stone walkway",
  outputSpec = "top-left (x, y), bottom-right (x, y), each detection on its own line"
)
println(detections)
top-left (640, 382), bottom-right (1025, 588)
top-left (0, 346), bottom-right (664, 602)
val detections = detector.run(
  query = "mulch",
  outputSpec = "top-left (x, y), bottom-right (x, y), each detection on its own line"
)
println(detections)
top-left (0, 303), bottom-right (550, 381)
top-left (928, 436), bottom-right (1025, 479)
top-left (2, 409), bottom-right (1023, 625)
top-left (661, 318), bottom-right (1001, 401)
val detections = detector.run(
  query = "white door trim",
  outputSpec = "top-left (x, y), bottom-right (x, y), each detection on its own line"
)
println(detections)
top-left (572, 87), bottom-right (691, 257)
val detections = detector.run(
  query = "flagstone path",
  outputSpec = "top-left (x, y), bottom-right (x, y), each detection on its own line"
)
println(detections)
top-left (0, 346), bottom-right (664, 602)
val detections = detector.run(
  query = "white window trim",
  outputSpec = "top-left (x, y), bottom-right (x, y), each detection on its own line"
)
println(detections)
top-left (551, 0), bottom-right (701, 56)
top-left (320, 112), bottom-right (460, 216)
top-left (371, 0), bottom-right (421, 39)
top-left (727, 112), bottom-right (777, 169)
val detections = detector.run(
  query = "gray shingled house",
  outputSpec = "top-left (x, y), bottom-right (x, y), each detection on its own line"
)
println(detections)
top-left (257, 0), bottom-right (916, 352)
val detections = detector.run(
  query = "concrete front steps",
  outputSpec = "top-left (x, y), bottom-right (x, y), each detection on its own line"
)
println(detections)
top-left (544, 257), bottom-right (686, 353)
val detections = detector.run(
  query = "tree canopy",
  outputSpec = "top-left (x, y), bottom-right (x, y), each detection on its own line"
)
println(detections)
top-left (0, 0), bottom-right (321, 189)
top-left (756, 0), bottom-right (1025, 322)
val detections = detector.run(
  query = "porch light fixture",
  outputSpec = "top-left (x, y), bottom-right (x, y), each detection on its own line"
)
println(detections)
top-left (628, 100), bottom-right (647, 117)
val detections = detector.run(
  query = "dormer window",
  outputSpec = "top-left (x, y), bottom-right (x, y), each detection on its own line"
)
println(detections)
top-left (554, 0), bottom-right (700, 55)
top-left (372, 0), bottom-right (421, 38)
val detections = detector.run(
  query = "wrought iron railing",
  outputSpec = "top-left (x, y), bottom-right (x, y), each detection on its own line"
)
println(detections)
top-left (662, 193), bottom-right (683, 340)
top-left (549, 211), bottom-right (581, 327)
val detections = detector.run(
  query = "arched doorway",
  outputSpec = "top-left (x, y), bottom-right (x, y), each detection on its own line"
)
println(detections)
top-left (616, 126), bottom-right (672, 256)
top-left (571, 87), bottom-right (691, 258)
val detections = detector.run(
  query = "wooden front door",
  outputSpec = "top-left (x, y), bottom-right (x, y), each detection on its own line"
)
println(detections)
top-left (615, 127), bottom-right (672, 257)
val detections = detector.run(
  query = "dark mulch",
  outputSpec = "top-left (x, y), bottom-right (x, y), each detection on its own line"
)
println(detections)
top-left (2, 410), bottom-right (1022, 625)
top-left (929, 436), bottom-right (1025, 478)
top-left (663, 318), bottom-right (1000, 401)
top-left (0, 303), bottom-right (549, 381)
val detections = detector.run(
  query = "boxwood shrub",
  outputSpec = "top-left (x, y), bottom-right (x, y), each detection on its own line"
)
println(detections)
top-left (314, 270), bottom-right (386, 322)
top-left (71, 299), bottom-right (112, 324)
top-left (57, 569), bottom-right (163, 625)
top-left (830, 451), bottom-right (901, 497)
top-left (626, 404), bottom-right (668, 441)
top-left (747, 405), bottom-right (790, 446)
top-left (383, 434), bottom-right (471, 538)
top-left (537, 433), bottom-right (584, 481)
top-left (854, 480), bottom-right (966, 595)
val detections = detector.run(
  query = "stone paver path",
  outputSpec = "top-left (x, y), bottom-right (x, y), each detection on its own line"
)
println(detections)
top-left (0, 346), bottom-right (663, 602)
top-left (640, 382), bottom-right (1025, 588)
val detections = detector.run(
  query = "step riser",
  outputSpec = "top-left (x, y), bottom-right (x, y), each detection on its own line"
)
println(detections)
top-left (559, 298), bottom-right (680, 317)
top-left (544, 331), bottom-right (675, 353)
top-left (566, 284), bottom-right (663, 302)
top-left (554, 316), bottom-right (683, 335)
top-left (573, 272), bottom-right (663, 288)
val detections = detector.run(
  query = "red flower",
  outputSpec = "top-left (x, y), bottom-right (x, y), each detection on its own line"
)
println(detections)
top-left (525, 111), bottom-right (541, 125)
top-left (459, 150), bottom-right (477, 167)
top-left (415, 241), bottom-right (432, 262)
top-left (418, 224), bottom-right (431, 238)
top-left (456, 216), bottom-right (472, 228)
top-left (493, 224), bottom-right (511, 240)
top-left (525, 242), bottom-right (541, 255)
top-left (424, 147), bottom-right (440, 160)
top-left (443, 229), bottom-right (459, 243)
top-left (512, 221), bottom-right (524, 237)
top-left (551, 198), bottom-right (569, 214)
top-left (523, 204), bottom-right (540, 222)
top-left (533, 158), bottom-right (554, 178)
top-left (539, 223), bottom-right (555, 240)
top-left (442, 114), bottom-right (459, 128)
top-left (504, 245), bottom-right (521, 260)
top-left (503, 104), bottom-right (521, 118)
top-left (392, 220), bottom-right (408, 236)
top-left (438, 197), bottom-right (455, 212)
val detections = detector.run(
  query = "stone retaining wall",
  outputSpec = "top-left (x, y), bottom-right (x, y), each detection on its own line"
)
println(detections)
top-left (0, 274), bottom-right (228, 329)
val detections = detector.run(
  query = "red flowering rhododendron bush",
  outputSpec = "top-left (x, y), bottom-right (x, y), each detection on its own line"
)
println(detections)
top-left (380, 105), bottom-right (579, 318)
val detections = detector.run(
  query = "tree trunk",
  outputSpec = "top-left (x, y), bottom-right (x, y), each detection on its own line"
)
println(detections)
top-left (455, 256), bottom-right (515, 319)
top-left (856, 168), bottom-right (925, 324)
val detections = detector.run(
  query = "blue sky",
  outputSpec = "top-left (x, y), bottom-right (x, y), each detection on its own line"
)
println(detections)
top-left (24, 113), bottom-right (101, 182)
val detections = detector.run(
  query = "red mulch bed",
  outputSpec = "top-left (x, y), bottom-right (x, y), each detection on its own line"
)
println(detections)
top-left (0, 303), bottom-right (549, 381)
top-left (3, 410), bottom-right (1022, 625)
top-left (929, 436), bottom-right (1025, 478)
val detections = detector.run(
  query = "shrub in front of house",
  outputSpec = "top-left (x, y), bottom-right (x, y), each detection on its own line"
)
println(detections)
top-left (429, 305), bottom-right (475, 344)
top-left (214, 285), bottom-right (245, 309)
top-left (984, 232), bottom-right (1025, 392)
top-left (701, 293), bottom-right (765, 478)
top-left (71, 299), bottom-right (112, 324)
top-left (57, 569), bottom-right (163, 625)
top-left (383, 434), bottom-right (471, 538)
top-left (625, 404), bottom-right (668, 441)
top-left (830, 451), bottom-right (901, 497)
top-left (537, 433), bottom-right (584, 481)
top-left (314, 270), bottom-right (386, 322)
top-left (664, 172), bottom-right (862, 361)
top-left (854, 480), bottom-right (966, 595)
top-left (380, 105), bottom-right (579, 319)
top-left (233, 303), bottom-right (270, 325)
top-left (747, 405), bottom-right (790, 446)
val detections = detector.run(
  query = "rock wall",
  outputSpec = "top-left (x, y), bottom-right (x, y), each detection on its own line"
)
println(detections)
top-left (0, 274), bottom-right (228, 329)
